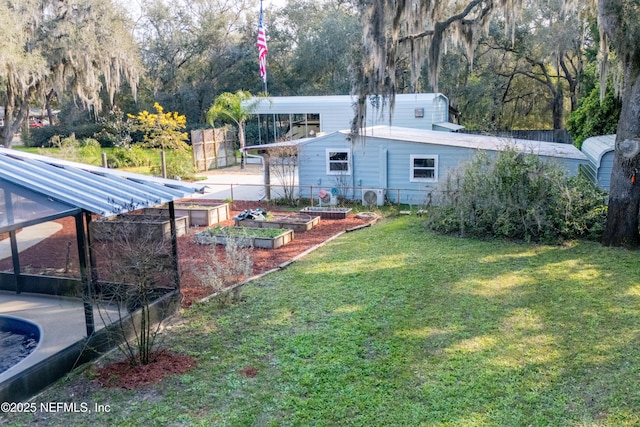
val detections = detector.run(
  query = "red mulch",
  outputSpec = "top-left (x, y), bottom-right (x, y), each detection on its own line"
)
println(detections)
top-left (92, 350), bottom-right (197, 389)
top-left (0, 201), bottom-right (373, 390)
top-left (178, 201), bottom-right (372, 307)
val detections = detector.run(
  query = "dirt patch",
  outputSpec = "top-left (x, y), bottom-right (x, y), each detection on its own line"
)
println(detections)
top-left (239, 366), bottom-right (259, 378)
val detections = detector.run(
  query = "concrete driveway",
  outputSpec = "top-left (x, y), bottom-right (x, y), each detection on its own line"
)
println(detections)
top-left (192, 163), bottom-right (299, 202)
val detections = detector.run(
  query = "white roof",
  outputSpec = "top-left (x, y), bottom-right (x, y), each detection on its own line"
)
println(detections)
top-left (244, 126), bottom-right (587, 161)
top-left (242, 139), bottom-right (308, 151)
top-left (249, 93), bottom-right (443, 113)
top-left (344, 126), bottom-right (588, 160)
top-left (433, 122), bottom-right (465, 131)
top-left (581, 134), bottom-right (615, 167)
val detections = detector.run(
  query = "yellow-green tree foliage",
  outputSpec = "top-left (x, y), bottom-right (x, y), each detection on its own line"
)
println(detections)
top-left (128, 103), bottom-right (189, 151)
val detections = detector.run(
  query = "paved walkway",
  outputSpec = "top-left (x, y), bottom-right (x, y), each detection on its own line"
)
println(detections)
top-left (0, 222), bottom-right (62, 261)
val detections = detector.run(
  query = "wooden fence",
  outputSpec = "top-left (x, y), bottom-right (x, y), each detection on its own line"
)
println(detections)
top-left (191, 127), bottom-right (237, 171)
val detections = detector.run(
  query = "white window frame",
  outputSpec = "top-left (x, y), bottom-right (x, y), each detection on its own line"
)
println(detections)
top-left (410, 154), bottom-right (438, 182)
top-left (326, 148), bottom-right (351, 175)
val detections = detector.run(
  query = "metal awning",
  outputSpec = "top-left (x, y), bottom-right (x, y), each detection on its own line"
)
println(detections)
top-left (432, 121), bottom-right (465, 132)
top-left (0, 147), bottom-right (206, 227)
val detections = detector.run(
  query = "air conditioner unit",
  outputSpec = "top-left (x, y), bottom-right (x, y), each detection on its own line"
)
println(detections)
top-left (362, 189), bottom-right (384, 207)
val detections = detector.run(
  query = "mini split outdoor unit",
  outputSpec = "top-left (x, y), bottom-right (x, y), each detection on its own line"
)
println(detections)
top-left (362, 189), bottom-right (384, 206)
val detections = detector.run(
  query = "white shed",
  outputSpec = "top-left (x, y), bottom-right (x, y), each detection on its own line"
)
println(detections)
top-left (580, 134), bottom-right (615, 191)
top-left (247, 93), bottom-right (462, 145)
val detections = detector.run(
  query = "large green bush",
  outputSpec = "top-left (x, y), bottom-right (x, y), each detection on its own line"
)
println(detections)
top-left (425, 148), bottom-right (608, 243)
top-left (23, 124), bottom-right (103, 147)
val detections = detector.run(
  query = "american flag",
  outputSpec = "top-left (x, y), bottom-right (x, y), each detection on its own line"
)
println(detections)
top-left (257, 2), bottom-right (268, 84)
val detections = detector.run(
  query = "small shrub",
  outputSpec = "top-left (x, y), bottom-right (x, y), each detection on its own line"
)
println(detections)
top-left (108, 145), bottom-right (152, 168)
top-left (199, 236), bottom-right (253, 291)
top-left (425, 147), bottom-right (608, 243)
top-left (150, 153), bottom-right (197, 180)
top-left (93, 107), bottom-right (133, 148)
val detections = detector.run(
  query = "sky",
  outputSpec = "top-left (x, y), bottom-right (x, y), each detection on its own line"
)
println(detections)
top-left (119, 0), bottom-right (289, 20)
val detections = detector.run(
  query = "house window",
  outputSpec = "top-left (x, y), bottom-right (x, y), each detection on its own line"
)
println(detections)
top-left (410, 155), bottom-right (438, 182)
top-left (326, 149), bottom-right (351, 175)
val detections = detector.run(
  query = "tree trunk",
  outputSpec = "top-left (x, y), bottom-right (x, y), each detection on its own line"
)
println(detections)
top-left (602, 63), bottom-right (640, 248)
top-left (0, 101), bottom-right (29, 148)
top-left (45, 89), bottom-right (56, 127)
top-left (551, 86), bottom-right (563, 130)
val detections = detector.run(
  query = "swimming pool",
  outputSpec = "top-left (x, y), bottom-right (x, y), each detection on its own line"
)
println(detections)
top-left (0, 316), bottom-right (40, 373)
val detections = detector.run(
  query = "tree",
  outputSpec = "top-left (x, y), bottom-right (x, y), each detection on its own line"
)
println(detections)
top-left (206, 91), bottom-right (263, 169)
top-left (92, 213), bottom-right (178, 366)
top-left (267, 0), bottom-right (361, 95)
top-left (136, 0), bottom-right (254, 124)
top-left (595, 0), bottom-right (640, 247)
top-left (128, 103), bottom-right (189, 152)
top-left (127, 102), bottom-right (191, 178)
top-left (352, 0), bottom-right (523, 132)
top-left (0, 0), bottom-right (140, 148)
top-left (468, 0), bottom-right (588, 130)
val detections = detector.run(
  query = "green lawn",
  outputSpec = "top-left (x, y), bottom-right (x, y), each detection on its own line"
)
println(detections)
top-left (4, 216), bottom-right (640, 426)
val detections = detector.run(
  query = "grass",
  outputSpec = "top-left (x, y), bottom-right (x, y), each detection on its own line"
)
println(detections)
top-left (3, 216), bottom-right (640, 426)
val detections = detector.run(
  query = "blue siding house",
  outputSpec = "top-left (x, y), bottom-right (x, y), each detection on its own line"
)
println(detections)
top-left (580, 134), bottom-right (615, 191)
top-left (280, 126), bottom-right (588, 205)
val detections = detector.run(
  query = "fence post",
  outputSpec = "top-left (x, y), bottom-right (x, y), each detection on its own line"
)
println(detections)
top-left (310, 186), bottom-right (313, 207)
top-left (161, 150), bottom-right (167, 179)
top-left (230, 184), bottom-right (234, 210)
top-left (397, 189), bottom-right (401, 211)
top-left (203, 129), bottom-right (209, 171)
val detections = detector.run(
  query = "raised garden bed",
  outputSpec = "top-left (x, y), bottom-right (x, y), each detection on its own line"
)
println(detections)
top-left (234, 214), bottom-right (320, 232)
top-left (90, 214), bottom-right (188, 242)
top-left (195, 226), bottom-right (294, 249)
top-left (299, 206), bottom-right (352, 220)
top-left (143, 203), bottom-right (230, 227)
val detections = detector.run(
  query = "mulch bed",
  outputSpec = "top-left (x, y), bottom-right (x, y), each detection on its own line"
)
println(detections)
top-left (92, 350), bottom-right (197, 389)
top-left (0, 200), bottom-right (374, 307)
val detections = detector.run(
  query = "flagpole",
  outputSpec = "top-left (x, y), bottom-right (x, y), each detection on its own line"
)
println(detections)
top-left (258, 0), bottom-right (268, 94)
top-left (262, 0), bottom-right (267, 93)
